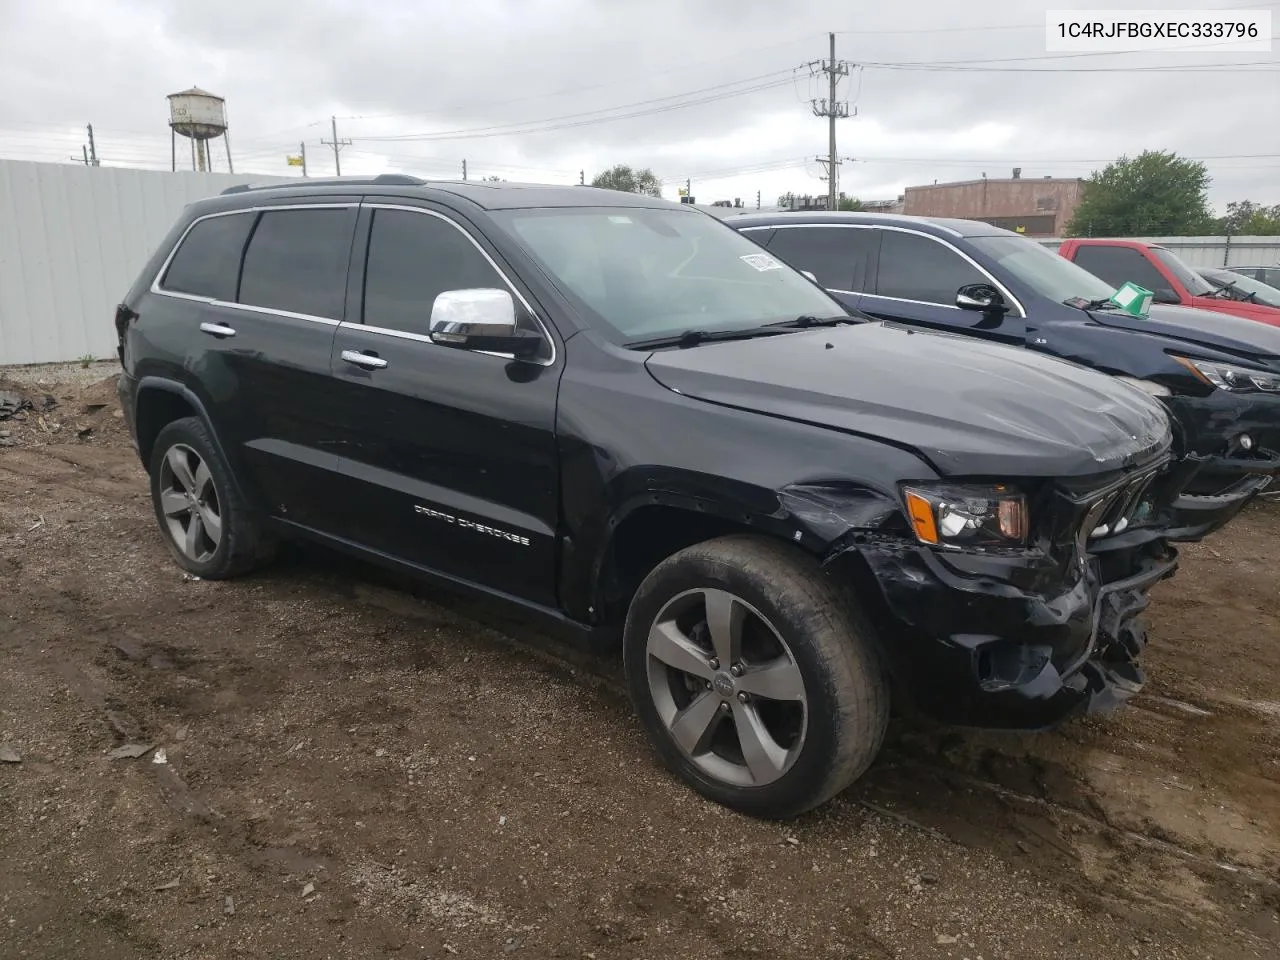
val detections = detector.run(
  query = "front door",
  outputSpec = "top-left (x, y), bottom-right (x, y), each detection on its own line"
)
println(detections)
top-left (326, 203), bottom-right (563, 608)
top-left (859, 228), bottom-right (1025, 346)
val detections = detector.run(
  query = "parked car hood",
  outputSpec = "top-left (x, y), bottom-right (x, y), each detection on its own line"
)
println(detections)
top-left (644, 322), bottom-right (1171, 478)
top-left (1088, 303), bottom-right (1280, 366)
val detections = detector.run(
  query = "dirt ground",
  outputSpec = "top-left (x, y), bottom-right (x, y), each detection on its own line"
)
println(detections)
top-left (1, 371), bottom-right (1278, 960)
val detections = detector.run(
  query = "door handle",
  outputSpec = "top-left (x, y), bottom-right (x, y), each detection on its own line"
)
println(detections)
top-left (341, 349), bottom-right (388, 370)
top-left (199, 321), bottom-right (236, 338)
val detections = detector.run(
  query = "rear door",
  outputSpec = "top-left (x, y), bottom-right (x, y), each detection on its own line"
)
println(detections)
top-left (756, 224), bottom-right (878, 312)
top-left (325, 202), bottom-right (563, 607)
top-left (152, 201), bottom-right (357, 528)
top-left (859, 228), bottom-right (1025, 344)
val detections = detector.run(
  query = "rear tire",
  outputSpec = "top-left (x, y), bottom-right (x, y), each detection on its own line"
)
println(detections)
top-left (148, 417), bottom-right (274, 580)
top-left (623, 534), bottom-right (889, 819)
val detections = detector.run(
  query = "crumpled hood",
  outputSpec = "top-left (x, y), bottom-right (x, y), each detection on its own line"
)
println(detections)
top-left (1089, 303), bottom-right (1280, 367)
top-left (644, 322), bottom-right (1172, 478)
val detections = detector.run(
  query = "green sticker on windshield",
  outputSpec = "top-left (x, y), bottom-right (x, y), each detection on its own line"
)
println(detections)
top-left (1109, 281), bottom-right (1153, 318)
top-left (740, 253), bottom-right (783, 272)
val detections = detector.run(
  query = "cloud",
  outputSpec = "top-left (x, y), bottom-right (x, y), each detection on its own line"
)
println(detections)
top-left (0, 0), bottom-right (1275, 208)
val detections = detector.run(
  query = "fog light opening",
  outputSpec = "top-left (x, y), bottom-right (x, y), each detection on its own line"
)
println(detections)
top-left (1237, 433), bottom-right (1254, 452)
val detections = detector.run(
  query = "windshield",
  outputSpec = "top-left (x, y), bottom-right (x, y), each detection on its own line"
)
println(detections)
top-left (1150, 247), bottom-right (1216, 296)
top-left (491, 206), bottom-right (847, 344)
top-left (967, 234), bottom-right (1117, 303)
top-left (1203, 269), bottom-right (1280, 308)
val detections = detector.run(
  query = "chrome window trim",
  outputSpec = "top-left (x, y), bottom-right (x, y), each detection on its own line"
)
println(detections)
top-left (736, 221), bottom-right (1027, 318)
top-left (150, 203), bottom-right (358, 326)
top-left (351, 203), bottom-right (556, 367)
top-left (215, 301), bottom-right (341, 326)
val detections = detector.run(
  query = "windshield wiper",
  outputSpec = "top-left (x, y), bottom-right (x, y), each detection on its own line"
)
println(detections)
top-left (625, 327), bottom-right (794, 350)
top-left (625, 315), bottom-right (856, 350)
top-left (1214, 279), bottom-right (1257, 303)
top-left (764, 314), bottom-right (858, 329)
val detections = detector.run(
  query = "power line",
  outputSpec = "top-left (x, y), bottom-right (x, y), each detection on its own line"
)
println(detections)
top-left (349, 70), bottom-right (799, 142)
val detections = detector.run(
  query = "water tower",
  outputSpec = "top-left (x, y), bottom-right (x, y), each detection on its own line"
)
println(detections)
top-left (167, 87), bottom-right (233, 173)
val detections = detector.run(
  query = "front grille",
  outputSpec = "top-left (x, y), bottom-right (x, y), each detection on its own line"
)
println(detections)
top-left (1083, 469), bottom-right (1160, 543)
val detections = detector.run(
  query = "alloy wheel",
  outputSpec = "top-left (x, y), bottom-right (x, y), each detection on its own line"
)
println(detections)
top-left (645, 588), bottom-right (808, 788)
top-left (157, 443), bottom-right (222, 564)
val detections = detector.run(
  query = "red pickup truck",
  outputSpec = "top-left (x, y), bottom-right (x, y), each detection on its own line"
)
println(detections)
top-left (1057, 238), bottom-right (1280, 327)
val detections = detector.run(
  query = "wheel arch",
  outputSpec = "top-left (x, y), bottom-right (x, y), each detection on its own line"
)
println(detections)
top-left (586, 477), bottom-right (904, 646)
top-left (134, 377), bottom-right (249, 502)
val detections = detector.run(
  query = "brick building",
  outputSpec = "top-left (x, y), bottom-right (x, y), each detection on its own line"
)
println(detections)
top-left (902, 172), bottom-right (1085, 237)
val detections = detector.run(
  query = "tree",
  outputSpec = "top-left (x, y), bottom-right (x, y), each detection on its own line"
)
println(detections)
top-left (1063, 150), bottom-right (1214, 237)
top-left (591, 164), bottom-right (662, 197)
top-left (778, 191), bottom-right (797, 209)
top-left (836, 193), bottom-right (863, 212)
top-left (1218, 200), bottom-right (1280, 236)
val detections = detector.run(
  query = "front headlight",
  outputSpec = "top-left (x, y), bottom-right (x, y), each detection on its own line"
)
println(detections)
top-left (902, 483), bottom-right (1028, 548)
top-left (1175, 356), bottom-right (1280, 393)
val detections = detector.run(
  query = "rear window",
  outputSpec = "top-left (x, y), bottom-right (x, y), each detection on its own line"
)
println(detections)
top-left (238, 208), bottom-right (354, 320)
top-left (764, 226), bottom-right (876, 291)
top-left (160, 212), bottom-right (256, 301)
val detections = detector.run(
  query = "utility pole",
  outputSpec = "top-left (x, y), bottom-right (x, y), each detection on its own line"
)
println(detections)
top-left (756, 190), bottom-right (761, 209)
top-left (462, 159), bottom-right (468, 181)
top-left (86, 123), bottom-right (99, 167)
top-left (322, 116), bottom-right (351, 176)
top-left (809, 33), bottom-right (850, 209)
top-left (300, 141), bottom-right (307, 177)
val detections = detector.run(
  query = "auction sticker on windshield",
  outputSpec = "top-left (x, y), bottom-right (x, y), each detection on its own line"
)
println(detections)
top-left (740, 253), bottom-right (784, 272)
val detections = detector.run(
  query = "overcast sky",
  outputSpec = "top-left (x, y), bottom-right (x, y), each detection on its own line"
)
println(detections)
top-left (0, 0), bottom-right (1276, 210)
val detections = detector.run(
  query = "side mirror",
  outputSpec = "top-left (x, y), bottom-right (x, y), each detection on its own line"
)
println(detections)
top-left (429, 288), bottom-right (542, 358)
top-left (956, 283), bottom-right (1006, 312)
top-left (800, 270), bottom-right (818, 283)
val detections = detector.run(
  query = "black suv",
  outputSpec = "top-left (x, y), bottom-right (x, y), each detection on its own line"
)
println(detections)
top-left (728, 212), bottom-right (1280, 537)
top-left (116, 177), bottom-right (1179, 819)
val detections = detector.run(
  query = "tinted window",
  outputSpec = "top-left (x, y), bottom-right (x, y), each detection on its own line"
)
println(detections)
top-left (238, 208), bottom-right (354, 319)
top-left (160, 213), bottom-right (255, 300)
top-left (765, 226), bottom-right (875, 291)
top-left (363, 209), bottom-right (511, 334)
top-left (1071, 246), bottom-right (1176, 302)
top-left (875, 231), bottom-right (986, 304)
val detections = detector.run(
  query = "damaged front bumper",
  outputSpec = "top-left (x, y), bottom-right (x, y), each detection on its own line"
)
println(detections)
top-left (1156, 391), bottom-right (1280, 540)
top-left (831, 537), bottom-right (1178, 730)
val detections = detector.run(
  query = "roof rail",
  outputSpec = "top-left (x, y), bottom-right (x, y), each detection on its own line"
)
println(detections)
top-left (220, 173), bottom-right (427, 196)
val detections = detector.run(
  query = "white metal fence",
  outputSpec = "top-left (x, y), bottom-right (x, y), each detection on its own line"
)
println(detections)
top-left (0, 159), bottom-right (289, 366)
top-left (1, 157), bottom-right (1278, 365)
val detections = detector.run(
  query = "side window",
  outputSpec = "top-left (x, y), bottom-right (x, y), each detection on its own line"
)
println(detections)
top-left (160, 212), bottom-right (255, 300)
top-left (765, 227), bottom-right (875, 291)
top-left (875, 231), bottom-right (986, 305)
top-left (362, 208), bottom-right (517, 334)
top-left (238, 208), bottom-right (354, 319)
top-left (1072, 246), bottom-right (1174, 300)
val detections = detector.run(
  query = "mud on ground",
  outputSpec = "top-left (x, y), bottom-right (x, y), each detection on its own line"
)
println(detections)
top-left (1, 373), bottom-right (1278, 960)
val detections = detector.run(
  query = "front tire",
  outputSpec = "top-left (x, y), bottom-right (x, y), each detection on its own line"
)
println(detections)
top-left (148, 417), bottom-right (273, 580)
top-left (623, 535), bottom-right (889, 819)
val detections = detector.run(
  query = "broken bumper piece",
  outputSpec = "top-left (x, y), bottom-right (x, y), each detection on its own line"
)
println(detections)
top-left (844, 539), bottom-right (1178, 730)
